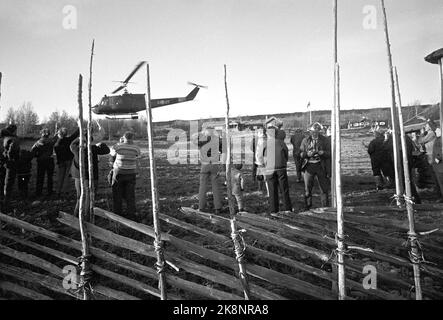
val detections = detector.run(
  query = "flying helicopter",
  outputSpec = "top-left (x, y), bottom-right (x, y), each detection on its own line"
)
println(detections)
top-left (92, 61), bottom-right (206, 119)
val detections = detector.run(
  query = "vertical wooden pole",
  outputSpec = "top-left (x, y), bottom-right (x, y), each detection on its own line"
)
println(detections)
top-left (381, 0), bottom-right (403, 205)
top-left (224, 64), bottom-right (251, 300)
top-left (144, 63), bottom-right (167, 300)
top-left (334, 63), bottom-right (346, 300)
top-left (77, 74), bottom-right (92, 300)
top-left (0, 72), bottom-right (2, 109)
top-left (87, 40), bottom-right (95, 224)
top-left (394, 67), bottom-right (422, 300)
top-left (439, 59), bottom-right (443, 157)
top-left (331, 0), bottom-right (338, 208)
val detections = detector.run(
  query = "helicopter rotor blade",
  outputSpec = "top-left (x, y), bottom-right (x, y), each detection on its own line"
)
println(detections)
top-left (122, 61), bottom-right (147, 84)
top-left (187, 82), bottom-right (208, 89)
top-left (112, 85), bottom-right (126, 94)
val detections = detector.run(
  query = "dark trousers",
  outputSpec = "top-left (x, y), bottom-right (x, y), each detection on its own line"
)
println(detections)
top-left (266, 169), bottom-right (292, 213)
top-left (36, 159), bottom-right (54, 196)
top-left (293, 153), bottom-right (302, 181)
top-left (112, 173), bottom-right (136, 217)
top-left (57, 160), bottom-right (72, 194)
top-left (17, 174), bottom-right (31, 199)
top-left (0, 165), bottom-right (16, 208)
top-left (303, 162), bottom-right (329, 208)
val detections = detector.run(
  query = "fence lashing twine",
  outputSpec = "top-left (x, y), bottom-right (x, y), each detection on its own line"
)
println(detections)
top-left (76, 254), bottom-right (94, 298)
top-left (153, 238), bottom-right (166, 275)
top-left (230, 228), bottom-right (249, 296)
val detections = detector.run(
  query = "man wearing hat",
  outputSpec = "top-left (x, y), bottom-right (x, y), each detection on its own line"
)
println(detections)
top-left (300, 122), bottom-right (330, 210)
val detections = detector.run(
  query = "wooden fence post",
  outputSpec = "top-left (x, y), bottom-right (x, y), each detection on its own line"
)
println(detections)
top-left (381, 0), bottom-right (404, 205)
top-left (394, 67), bottom-right (423, 300)
top-left (224, 64), bottom-right (251, 300)
top-left (77, 74), bottom-right (92, 300)
top-left (334, 63), bottom-right (346, 300)
top-left (87, 40), bottom-right (95, 223)
top-left (144, 63), bottom-right (167, 300)
top-left (331, 0), bottom-right (338, 208)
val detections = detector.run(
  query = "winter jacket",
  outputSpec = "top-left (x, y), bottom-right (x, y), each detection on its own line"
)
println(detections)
top-left (198, 133), bottom-right (225, 164)
top-left (290, 132), bottom-right (304, 157)
top-left (70, 138), bottom-right (110, 180)
top-left (300, 134), bottom-right (330, 161)
top-left (31, 136), bottom-right (57, 162)
top-left (258, 128), bottom-right (289, 176)
top-left (54, 129), bottom-right (80, 164)
top-left (0, 130), bottom-right (20, 168)
top-left (419, 130), bottom-right (436, 165)
top-left (17, 150), bottom-right (34, 175)
top-left (368, 136), bottom-right (387, 164)
top-left (300, 134), bottom-right (330, 171)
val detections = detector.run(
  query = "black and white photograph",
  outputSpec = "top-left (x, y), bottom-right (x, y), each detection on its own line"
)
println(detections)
top-left (0, 0), bottom-right (443, 311)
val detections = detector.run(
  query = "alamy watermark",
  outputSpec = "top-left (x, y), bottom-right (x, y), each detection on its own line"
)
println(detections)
top-left (62, 5), bottom-right (78, 30)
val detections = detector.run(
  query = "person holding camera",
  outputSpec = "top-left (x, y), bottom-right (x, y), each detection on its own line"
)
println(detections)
top-left (300, 122), bottom-right (330, 210)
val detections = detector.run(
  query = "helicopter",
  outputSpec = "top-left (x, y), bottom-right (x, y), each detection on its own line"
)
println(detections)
top-left (92, 61), bottom-right (206, 119)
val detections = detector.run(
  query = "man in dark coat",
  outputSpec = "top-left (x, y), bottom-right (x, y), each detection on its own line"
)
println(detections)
top-left (16, 149), bottom-right (34, 199)
top-left (290, 128), bottom-right (305, 183)
top-left (0, 124), bottom-right (20, 211)
top-left (368, 130), bottom-right (393, 190)
top-left (70, 135), bottom-right (110, 216)
top-left (257, 125), bottom-right (292, 214)
top-left (300, 123), bottom-right (330, 210)
top-left (54, 127), bottom-right (79, 197)
top-left (31, 128), bottom-right (57, 197)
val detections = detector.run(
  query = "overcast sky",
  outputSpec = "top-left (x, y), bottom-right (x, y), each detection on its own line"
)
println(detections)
top-left (0, 0), bottom-right (442, 122)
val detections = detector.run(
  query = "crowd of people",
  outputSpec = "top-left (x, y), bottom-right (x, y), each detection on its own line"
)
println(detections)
top-left (3, 117), bottom-right (442, 219)
top-left (197, 120), bottom-right (332, 215)
top-left (0, 124), bottom-right (141, 220)
top-left (367, 119), bottom-right (443, 203)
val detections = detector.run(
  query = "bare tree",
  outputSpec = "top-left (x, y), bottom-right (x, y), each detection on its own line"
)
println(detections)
top-left (15, 102), bottom-right (39, 136)
top-left (4, 107), bottom-right (16, 124)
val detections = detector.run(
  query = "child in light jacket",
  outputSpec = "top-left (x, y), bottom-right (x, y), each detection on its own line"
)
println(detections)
top-left (231, 163), bottom-right (245, 212)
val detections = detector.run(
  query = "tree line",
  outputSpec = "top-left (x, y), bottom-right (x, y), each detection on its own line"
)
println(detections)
top-left (2, 102), bottom-right (152, 140)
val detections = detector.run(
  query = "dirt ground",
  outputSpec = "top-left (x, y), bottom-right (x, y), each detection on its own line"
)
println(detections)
top-left (2, 131), bottom-right (442, 300)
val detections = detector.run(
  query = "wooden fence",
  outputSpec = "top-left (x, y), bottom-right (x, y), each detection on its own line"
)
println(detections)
top-left (1, 203), bottom-right (442, 300)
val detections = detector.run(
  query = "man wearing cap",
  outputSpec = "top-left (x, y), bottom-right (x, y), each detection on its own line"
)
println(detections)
top-left (300, 122), bottom-right (330, 210)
